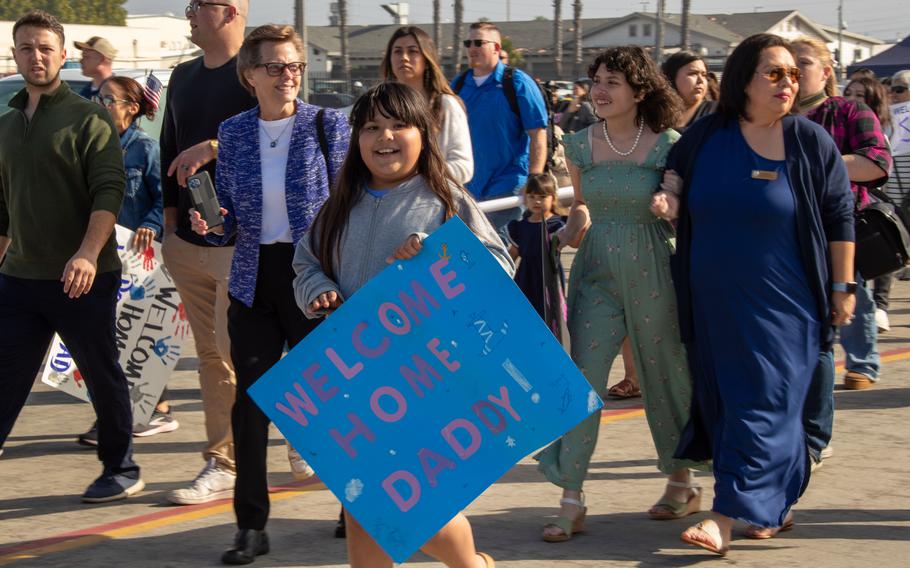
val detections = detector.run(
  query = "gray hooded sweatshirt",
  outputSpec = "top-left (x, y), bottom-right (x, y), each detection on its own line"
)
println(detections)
top-left (293, 175), bottom-right (515, 317)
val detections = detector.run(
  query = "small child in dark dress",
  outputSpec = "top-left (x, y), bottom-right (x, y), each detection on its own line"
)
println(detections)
top-left (507, 173), bottom-right (567, 320)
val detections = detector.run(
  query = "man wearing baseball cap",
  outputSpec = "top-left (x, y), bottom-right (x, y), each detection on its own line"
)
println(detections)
top-left (75, 36), bottom-right (116, 100)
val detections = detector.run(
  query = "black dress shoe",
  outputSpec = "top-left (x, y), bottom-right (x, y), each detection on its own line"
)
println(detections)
top-left (221, 529), bottom-right (269, 565)
top-left (334, 507), bottom-right (346, 538)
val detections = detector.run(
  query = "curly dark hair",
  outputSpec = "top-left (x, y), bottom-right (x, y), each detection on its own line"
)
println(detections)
top-left (587, 46), bottom-right (681, 131)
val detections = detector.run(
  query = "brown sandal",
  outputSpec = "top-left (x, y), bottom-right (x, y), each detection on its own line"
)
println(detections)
top-left (744, 512), bottom-right (794, 539)
top-left (607, 378), bottom-right (641, 399)
top-left (844, 371), bottom-right (875, 390)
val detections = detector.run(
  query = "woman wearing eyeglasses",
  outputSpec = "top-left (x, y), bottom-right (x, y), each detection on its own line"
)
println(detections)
top-left (96, 77), bottom-right (163, 252)
top-left (790, 38), bottom-right (891, 481)
top-left (189, 25), bottom-right (350, 565)
top-left (651, 34), bottom-right (856, 554)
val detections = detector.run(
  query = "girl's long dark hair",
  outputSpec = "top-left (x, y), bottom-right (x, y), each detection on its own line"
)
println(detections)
top-left (311, 82), bottom-right (461, 281)
top-left (380, 26), bottom-right (460, 131)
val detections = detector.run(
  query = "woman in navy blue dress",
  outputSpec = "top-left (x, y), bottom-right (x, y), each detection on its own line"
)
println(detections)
top-left (651, 34), bottom-right (856, 555)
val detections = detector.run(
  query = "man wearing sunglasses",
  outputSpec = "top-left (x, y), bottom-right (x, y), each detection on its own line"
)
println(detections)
top-left (451, 22), bottom-right (548, 241)
top-left (160, 0), bottom-right (256, 507)
top-left (890, 70), bottom-right (910, 105)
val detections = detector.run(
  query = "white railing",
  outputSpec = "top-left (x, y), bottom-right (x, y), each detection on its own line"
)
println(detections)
top-left (477, 186), bottom-right (574, 213)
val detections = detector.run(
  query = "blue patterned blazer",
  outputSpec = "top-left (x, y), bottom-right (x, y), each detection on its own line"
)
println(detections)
top-left (209, 100), bottom-right (350, 307)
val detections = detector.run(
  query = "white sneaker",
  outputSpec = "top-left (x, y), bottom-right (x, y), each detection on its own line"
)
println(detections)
top-left (287, 445), bottom-right (315, 481)
top-left (875, 308), bottom-right (890, 332)
top-left (167, 458), bottom-right (235, 505)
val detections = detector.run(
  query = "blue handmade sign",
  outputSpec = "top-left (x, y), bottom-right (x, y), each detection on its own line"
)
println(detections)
top-left (248, 217), bottom-right (601, 563)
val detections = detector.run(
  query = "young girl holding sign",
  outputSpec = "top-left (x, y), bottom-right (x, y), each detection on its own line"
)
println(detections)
top-left (292, 82), bottom-right (512, 567)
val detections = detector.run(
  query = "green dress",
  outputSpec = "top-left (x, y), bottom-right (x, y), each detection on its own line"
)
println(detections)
top-left (536, 126), bottom-right (705, 491)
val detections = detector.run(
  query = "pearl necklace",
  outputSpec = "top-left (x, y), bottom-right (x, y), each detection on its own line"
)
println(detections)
top-left (602, 119), bottom-right (644, 157)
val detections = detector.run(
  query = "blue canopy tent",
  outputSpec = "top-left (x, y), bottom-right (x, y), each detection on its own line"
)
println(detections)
top-left (848, 36), bottom-right (910, 78)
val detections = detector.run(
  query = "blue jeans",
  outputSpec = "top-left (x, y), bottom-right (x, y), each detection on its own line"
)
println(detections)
top-left (803, 277), bottom-right (880, 460)
top-left (804, 350), bottom-right (834, 461)
top-left (840, 278), bottom-right (880, 379)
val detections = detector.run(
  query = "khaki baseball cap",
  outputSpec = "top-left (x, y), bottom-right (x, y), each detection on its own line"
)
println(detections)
top-left (74, 36), bottom-right (117, 60)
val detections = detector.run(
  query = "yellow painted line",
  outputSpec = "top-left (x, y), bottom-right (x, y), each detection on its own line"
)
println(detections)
top-left (601, 408), bottom-right (646, 424)
top-left (0, 483), bottom-right (325, 566)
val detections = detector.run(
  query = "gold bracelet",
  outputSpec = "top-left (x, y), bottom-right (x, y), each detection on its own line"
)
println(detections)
top-left (210, 139), bottom-right (219, 159)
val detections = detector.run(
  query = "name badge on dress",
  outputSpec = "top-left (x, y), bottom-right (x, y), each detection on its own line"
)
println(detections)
top-left (751, 169), bottom-right (778, 181)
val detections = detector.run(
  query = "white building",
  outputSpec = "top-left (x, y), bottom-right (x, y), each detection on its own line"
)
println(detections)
top-left (0, 14), bottom-right (197, 74)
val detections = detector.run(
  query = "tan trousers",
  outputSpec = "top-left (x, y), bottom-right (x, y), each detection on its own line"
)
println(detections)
top-left (161, 234), bottom-right (236, 472)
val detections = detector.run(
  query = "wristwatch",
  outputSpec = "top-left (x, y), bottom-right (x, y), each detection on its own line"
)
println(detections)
top-left (832, 281), bottom-right (858, 293)
top-left (209, 139), bottom-right (219, 159)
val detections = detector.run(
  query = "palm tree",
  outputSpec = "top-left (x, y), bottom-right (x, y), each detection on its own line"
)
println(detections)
top-left (453, 0), bottom-right (464, 74)
top-left (680, 0), bottom-right (691, 51)
top-left (654, 0), bottom-right (665, 64)
top-left (553, 0), bottom-right (563, 79)
top-left (573, 1), bottom-right (583, 78)
top-left (338, 0), bottom-right (351, 87)
top-left (433, 0), bottom-right (442, 59)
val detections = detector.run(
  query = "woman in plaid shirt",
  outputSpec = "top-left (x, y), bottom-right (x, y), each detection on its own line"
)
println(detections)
top-left (793, 37), bottom-right (892, 478)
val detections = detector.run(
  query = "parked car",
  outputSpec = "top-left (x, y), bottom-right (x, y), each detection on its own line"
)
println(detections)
top-left (0, 68), bottom-right (171, 140)
top-left (308, 91), bottom-right (355, 109)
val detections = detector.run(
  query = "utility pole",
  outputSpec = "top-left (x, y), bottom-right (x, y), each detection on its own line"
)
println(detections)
top-left (654, 0), bottom-right (665, 64)
top-left (294, 0), bottom-right (308, 101)
top-left (837, 0), bottom-right (845, 81)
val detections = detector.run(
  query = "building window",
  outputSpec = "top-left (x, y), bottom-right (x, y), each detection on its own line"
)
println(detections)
top-left (629, 24), bottom-right (637, 37)
top-left (643, 23), bottom-right (652, 36)
top-left (853, 48), bottom-right (863, 62)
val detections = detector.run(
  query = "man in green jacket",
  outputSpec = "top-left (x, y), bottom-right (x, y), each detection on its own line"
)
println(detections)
top-left (0, 10), bottom-right (143, 502)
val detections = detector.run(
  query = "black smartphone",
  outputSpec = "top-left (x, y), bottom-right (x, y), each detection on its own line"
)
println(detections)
top-left (187, 171), bottom-right (224, 229)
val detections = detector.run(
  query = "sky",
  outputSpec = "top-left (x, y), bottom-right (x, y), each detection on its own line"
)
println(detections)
top-left (125, 1), bottom-right (908, 42)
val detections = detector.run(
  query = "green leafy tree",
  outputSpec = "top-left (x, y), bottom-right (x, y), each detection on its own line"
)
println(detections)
top-left (0, 0), bottom-right (126, 25)
top-left (501, 36), bottom-right (524, 68)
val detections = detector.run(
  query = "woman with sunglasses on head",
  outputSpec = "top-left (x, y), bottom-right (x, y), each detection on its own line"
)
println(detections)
top-left (189, 25), bottom-right (350, 565)
top-left (790, 38), bottom-right (891, 479)
top-left (381, 25), bottom-right (473, 184)
top-left (79, 76), bottom-right (177, 443)
top-left (651, 34), bottom-right (856, 554)
top-left (661, 50), bottom-right (718, 132)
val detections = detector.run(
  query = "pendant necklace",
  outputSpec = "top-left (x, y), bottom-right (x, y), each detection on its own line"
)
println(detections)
top-left (260, 118), bottom-right (293, 148)
top-left (602, 119), bottom-right (644, 157)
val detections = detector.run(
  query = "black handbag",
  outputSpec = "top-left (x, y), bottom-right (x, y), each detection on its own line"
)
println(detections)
top-left (855, 187), bottom-right (910, 281)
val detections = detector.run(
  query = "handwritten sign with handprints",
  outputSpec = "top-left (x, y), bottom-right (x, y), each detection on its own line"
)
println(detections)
top-left (891, 102), bottom-right (910, 157)
top-left (41, 226), bottom-right (188, 426)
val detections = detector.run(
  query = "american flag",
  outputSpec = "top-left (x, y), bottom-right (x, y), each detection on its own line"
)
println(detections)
top-left (143, 73), bottom-right (162, 110)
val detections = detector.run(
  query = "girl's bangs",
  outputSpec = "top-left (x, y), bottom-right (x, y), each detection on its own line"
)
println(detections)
top-left (350, 84), bottom-right (425, 130)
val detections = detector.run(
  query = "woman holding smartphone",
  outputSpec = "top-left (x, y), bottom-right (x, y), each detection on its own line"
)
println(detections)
top-left (190, 24), bottom-right (350, 564)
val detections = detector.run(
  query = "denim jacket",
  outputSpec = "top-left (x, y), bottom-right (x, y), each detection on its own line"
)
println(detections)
top-left (118, 122), bottom-right (163, 239)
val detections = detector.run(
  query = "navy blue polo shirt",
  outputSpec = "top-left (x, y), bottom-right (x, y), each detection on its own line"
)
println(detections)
top-left (452, 62), bottom-right (548, 200)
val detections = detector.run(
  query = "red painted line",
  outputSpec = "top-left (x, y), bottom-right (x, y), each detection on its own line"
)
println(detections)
top-left (601, 405), bottom-right (644, 416)
top-left (0, 477), bottom-right (322, 557)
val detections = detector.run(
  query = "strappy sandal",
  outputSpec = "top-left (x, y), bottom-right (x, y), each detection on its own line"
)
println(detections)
top-left (476, 551), bottom-right (496, 567)
top-left (607, 378), bottom-right (641, 399)
top-left (681, 521), bottom-right (729, 556)
top-left (649, 480), bottom-right (701, 520)
top-left (744, 511), bottom-right (794, 539)
top-left (541, 495), bottom-right (587, 543)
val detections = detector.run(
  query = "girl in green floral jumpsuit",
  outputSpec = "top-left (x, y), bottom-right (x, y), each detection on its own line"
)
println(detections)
top-left (536, 47), bottom-right (708, 542)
